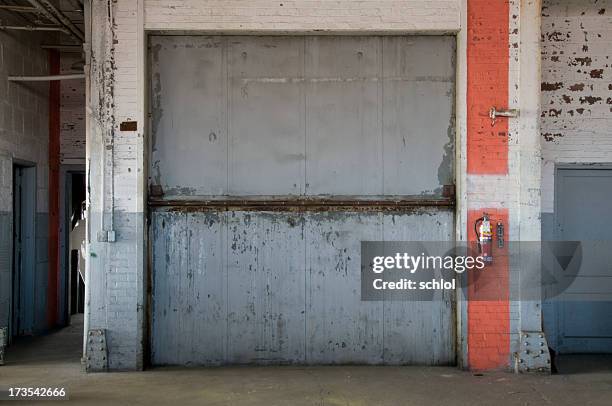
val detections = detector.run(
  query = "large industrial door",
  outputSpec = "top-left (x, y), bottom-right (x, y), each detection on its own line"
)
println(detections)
top-left (546, 168), bottom-right (612, 353)
top-left (149, 36), bottom-right (456, 365)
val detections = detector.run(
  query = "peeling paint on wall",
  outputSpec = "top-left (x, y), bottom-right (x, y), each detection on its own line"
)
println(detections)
top-left (541, 0), bottom-right (610, 145)
top-left (541, 0), bottom-right (612, 216)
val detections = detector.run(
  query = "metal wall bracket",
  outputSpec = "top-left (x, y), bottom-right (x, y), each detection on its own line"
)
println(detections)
top-left (489, 107), bottom-right (519, 126)
top-left (85, 329), bottom-right (108, 372)
top-left (514, 331), bottom-right (551, 374)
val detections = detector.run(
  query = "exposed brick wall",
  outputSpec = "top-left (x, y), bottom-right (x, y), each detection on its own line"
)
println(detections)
top-left (466, 0), bottom-right (510, 175)
top-left (467, 209), bottom-right (510, 370)
top-left (465, 0), bottom-right (515, 370)
top-left (540, 0), bottom-right (612, 214)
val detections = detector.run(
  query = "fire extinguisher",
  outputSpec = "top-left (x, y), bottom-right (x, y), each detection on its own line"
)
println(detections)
top-left (475, 213), bottom-right (493, 264)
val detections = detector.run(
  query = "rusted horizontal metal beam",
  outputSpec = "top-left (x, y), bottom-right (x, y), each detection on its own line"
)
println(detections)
top-left (149, 198), bottom-right (455, 212)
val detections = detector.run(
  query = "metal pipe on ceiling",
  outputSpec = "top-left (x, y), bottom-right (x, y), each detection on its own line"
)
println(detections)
top-left (8, 73), bottom-right (85, 81)
top-left (0, 24), bottom-right (66, 32)
top-left (25, 0), bottom-right (84, 43)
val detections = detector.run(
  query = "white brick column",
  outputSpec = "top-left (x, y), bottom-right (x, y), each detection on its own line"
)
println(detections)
top-left (85, 0), bottom-right (146, 370)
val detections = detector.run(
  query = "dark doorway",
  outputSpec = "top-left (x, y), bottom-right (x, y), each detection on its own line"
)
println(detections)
top-left (11, 164), bottom-right (36, 338)
top-left (67, 172), bottom-right (86, 317)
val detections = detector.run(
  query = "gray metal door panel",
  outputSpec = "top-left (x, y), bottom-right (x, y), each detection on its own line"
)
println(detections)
top-left (381, 213), bottom-right (455, 364)
top-left (382, 36), bottom-right (455, 195)
top-left (185, 213), bottom-right (228, 364)
top-left (150, 37), bottom-right (228, 196)
top-left (151, 211), bottom-right (187, 364)
top-left (382, 79), bottom-right (454, 195)
top-left (304, 37), bottom-right (383, 196)
top-left (152, 211), bottom-right (229, 365)
top-left (305, 213), bottom-right (384, 363)
top-left (549, 168), bottom-right (612, 353)
top-left (228, 38), bottom-right (306, 195)
top-left (151, 209), bottom-right (455, 365)
top-left (150, 35), bottom-right (455, 199)
top-left (226, 212), bottom-right (306, 363)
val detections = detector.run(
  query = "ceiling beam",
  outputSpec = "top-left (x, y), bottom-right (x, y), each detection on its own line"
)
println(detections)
top-left (0, 5), bottom-right (38, 13)
top-left (41, 44), bottom-right (83, 52)
top-left (25, 0), bottom-right (84, 42)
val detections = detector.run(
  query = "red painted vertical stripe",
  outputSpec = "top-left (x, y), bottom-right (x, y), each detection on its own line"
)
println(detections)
top-left (467, 209), bottom-right (509, 370)
top-left (467, 0), bottom-right (510, 174)
top-left (47, 50), bottom-right (61, 328)
top-left (466, 0), bottom-right (511, 370)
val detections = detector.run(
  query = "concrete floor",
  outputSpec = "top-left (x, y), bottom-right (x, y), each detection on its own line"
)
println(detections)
top-left (1, 317), bottom-right (611, 405)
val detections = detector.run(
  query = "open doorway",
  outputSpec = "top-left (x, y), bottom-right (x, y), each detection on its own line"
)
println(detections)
top-left (61, 169), bottom-right (86, 325)
top-left (11, 164), bottom-right (36, 339)
top-left (68, 172), bottom-right (86, 317)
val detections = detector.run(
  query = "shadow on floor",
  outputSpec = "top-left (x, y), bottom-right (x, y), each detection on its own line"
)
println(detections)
top-left (555, 354), bottom-right (612, 375)
top-left (5, 314), bottom-right (83, 366)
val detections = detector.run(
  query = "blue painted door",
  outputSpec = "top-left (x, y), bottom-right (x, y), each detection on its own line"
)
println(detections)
top-left (551, 168), bottom-right (612, 353)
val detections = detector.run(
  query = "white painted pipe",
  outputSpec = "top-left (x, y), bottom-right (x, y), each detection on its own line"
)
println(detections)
top-left (8, 73), bottom-right (85, 82)
top-left (0, 25), bottom-right (66, 32)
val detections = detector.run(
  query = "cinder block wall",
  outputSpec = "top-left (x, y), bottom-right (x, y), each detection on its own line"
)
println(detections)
top-left (0, 21), bottom-right (52, 334)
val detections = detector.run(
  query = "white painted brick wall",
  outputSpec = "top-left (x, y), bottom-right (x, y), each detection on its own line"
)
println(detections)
top-left (144, 0), bottom-right (460, 32)
top-left (540, 0), bottom-right (612, 213)
top-left (87, 0), bottom-right (145, 370)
